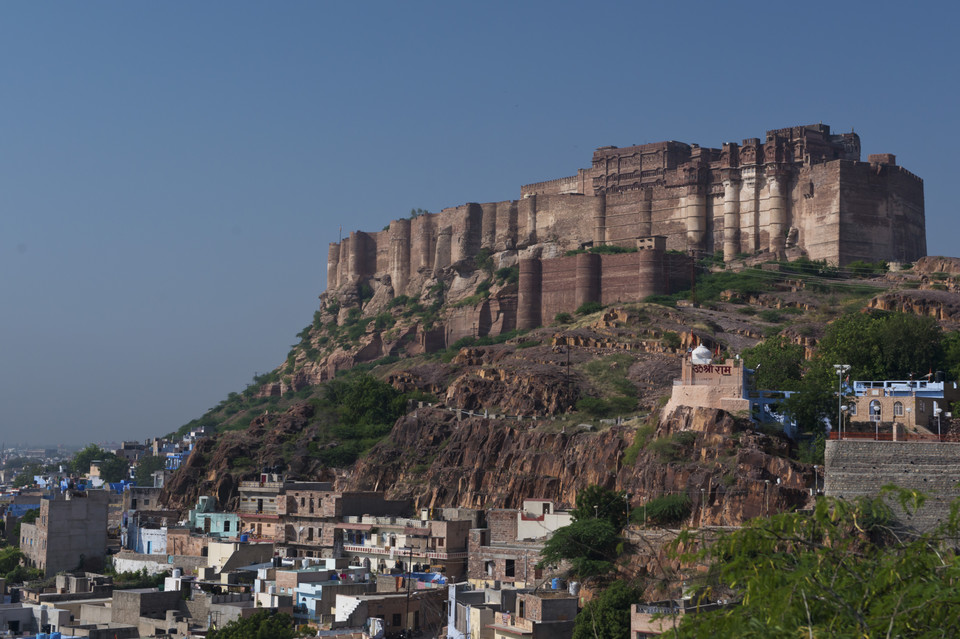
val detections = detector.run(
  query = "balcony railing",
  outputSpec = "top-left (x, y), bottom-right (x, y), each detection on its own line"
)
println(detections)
top-left (341, 544), bottom-right (467, 560)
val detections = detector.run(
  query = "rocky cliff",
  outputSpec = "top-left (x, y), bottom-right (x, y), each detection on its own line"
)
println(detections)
top-left (160, 255), bottom-right (960, 520)
top-left (349, 405), bottom-right (815, 528)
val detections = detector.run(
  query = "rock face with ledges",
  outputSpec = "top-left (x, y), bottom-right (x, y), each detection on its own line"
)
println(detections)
top-left (868, 289), bottom-right (960, 323)
top-left (349, 406), bottom-right (816, 527)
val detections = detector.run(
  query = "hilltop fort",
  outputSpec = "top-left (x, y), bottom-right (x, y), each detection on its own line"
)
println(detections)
top-left (316, 123), bottom-right (926, 373)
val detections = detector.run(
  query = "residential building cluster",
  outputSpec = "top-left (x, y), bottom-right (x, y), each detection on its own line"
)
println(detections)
top-left (1, 466), bottom-right (600, 638)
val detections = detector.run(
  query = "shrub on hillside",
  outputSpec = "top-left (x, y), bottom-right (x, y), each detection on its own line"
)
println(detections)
top-left (576, 301), bottom-right (604, 316)
top-left (638, 493), bottom-right (691, 525)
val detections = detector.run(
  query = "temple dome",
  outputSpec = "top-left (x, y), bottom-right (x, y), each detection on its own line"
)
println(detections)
top-left (691, 345), bottom-right (712, 364)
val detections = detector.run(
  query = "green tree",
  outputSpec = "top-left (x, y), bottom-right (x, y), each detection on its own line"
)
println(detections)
top-left (134, 455), bottom-right (167, 486)
top-left (816, 311), bottom-right (943, 380)
top-left (942, 330), bottom-right (960, 381)
top-left (98, 454), bottom-right (130, 483)
top-left (207, 610), bottom-right (296, 639)
top-left (71, 444), bottom-right (129, 482)
top-left (672, 489), bottom-right (960, 638)
top-left (12, 463), bottom-right (42, 488)
top-left (324, 373), bottom-right (404, 428)
top-left (741, 335), bottom-right (805, 391)
top-left (538, 518), bottom-right (621, 578)
top-left (572, 580), bottom-right (642, 639)
top-left (4, 563), bottom-right (43, 585)
top-left (570, 485), bottom-right (629, 531)
top-left (71, 444), bottom-right (108, 475)
top-left (773, 311), bottom-right (948, 438)
top-left (782, 361), bottom-right (836, 437)
top-left (0, 547), bottom-right (24, 575)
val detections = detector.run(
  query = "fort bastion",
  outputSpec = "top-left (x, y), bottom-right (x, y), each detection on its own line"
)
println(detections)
top-left (320, 123), bottom-right (925, 352)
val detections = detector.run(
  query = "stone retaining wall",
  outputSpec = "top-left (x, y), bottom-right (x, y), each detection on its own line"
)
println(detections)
top-left (824, 440), bottom-right (960, 532)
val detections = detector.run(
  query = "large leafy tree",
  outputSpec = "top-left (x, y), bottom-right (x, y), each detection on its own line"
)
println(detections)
top-left (207, 610), bottom-right (297, 639)
top-left (539, 486), bottom-right (630, 578)
top-left (324, 373), bottom-right (406, 429)
top-left (816, 311), bottom-right (944, 381)
top-left (744, 312), bottom-right (950, 437)
top-left (672, 490), bottom-right (960, 638)
top-left (71, 444), bottom-right (129, 482)
top-left (12, 463), bottom-right (44, 488)
top-left (741, 335), bottom-right (805, 391)
top-left (539, 517), bottom-right (621, 578)
top-left (0, 547), bottom-right (24, 575)
top-left (134, 455), bottom-right (167, 486)
top-left (572, 580), bottom-right (642, 639)
top-left (570, 485), bottom-right (629, 531)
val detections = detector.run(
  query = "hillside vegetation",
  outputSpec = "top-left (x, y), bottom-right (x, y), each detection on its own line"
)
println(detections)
top-left (159, 256), bottom-right (960, 511)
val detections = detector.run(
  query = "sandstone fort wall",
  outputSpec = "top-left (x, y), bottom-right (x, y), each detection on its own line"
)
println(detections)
top-left (327, 124), bottom-right (924, 296)
top-left (322, 124), bottom-right (926, 349)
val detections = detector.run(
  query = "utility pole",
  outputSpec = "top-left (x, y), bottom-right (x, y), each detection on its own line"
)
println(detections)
top-left (404, 544), bottom-right (414, 636)
top-left (834, 365), bottom-right (850, 439)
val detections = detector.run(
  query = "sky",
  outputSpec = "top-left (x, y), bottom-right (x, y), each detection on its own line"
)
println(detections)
top-left (1, 1), bottom-right (957, 446)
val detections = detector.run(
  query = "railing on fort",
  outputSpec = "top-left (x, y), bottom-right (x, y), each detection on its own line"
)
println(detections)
top-left (828, 432), bottom-right (947, 442)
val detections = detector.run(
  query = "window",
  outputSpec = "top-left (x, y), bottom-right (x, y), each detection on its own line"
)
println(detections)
top-left (143, 499), bottom-right (150, 507)
top-left (849, 403), bottom-right (857, 416)
top-left (392, 613), bottom-right (402, 627)
top-left (505, 559), bottom-right (515, 577)
top-left (894, 402), bottom-right (904, 417)
top-left (223, 520), bottom-right (231, 532)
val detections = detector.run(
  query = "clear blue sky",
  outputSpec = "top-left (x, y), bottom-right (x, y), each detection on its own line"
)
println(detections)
top-left (1, 2), bottom-right (957, 446)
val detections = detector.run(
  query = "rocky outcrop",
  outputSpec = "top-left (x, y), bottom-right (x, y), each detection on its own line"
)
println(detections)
top-left (444, 365), bottom-right (580, 416)
top-left (913, 256), bottom-right (960, 275)
top-left (348, 405), bottom-right (815, 527)
top-left (160, 403), bottom-right (335, 512)
top-left (868, 289), bottom-right (960, 323)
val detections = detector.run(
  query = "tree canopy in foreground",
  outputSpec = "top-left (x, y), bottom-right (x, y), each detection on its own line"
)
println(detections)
top-left (671, 488), bottom-right (960, 638)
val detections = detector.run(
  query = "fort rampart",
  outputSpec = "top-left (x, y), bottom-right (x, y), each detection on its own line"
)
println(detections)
top-left (327, 124), bottom-right (925, 300)
top-left (320, 124), bottom-right (926, 351)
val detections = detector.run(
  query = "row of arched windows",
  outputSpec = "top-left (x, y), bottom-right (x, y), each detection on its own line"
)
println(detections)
top-left (868, 400), bottom-right (905, 418)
